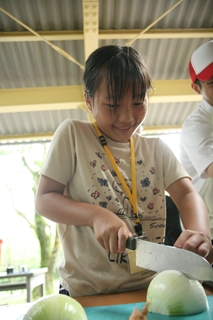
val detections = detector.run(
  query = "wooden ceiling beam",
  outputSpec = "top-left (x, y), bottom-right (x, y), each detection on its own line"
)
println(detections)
top-left (0, 28), bottom-right (212, 42)
top-left (82, 0), bottom-right (99, 60)
top-left (0, 80), bottom-right (200, 113)
top-left (0, 86), bottom-right (85, 113)
top-left (150, 79), bottom-right (200, 103)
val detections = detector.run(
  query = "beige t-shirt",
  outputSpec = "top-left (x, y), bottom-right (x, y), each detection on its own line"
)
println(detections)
top-left (41, 119), bottom-right (189, 297)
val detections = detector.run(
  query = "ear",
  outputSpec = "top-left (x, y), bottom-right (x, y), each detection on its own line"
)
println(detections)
top-left (191, 82), bottom-right (202, 95)
top-left (84, 91), bottom-right (93, 111)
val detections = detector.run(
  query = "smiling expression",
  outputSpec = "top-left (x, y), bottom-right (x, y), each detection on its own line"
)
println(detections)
top-left (85, 81), bottom-right (148, 143)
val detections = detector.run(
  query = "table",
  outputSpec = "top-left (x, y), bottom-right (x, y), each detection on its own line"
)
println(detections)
top-left (0, 283), bottom-right (212, 319)
top-left (75, 283), bottom-right (213, 307)
top-left (0, 267), bottom-right (48, 302)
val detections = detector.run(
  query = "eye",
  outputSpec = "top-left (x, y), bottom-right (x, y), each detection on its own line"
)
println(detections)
top-left (106, 104), bottom-right (119, 108)
top-left (133, 102), bottom-right (144, 107)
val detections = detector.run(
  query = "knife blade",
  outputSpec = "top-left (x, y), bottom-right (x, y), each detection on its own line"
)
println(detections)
top-left (126, 237), bottom-right (213, 281)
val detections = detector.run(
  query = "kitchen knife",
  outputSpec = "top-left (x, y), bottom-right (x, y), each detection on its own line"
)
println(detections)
top-left (126, 237), bottom-right (213, 281)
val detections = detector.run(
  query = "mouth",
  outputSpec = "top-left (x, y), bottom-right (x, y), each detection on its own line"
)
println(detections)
top-left (114, 124), bottom-right (134, 130)
top-left (117, 127), bottom-right (131, 130)
top-left (113, 126), bottom-right (134, 133)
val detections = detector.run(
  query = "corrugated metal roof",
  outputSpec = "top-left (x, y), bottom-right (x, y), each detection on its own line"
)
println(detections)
top-left (1, 40), bottom-right (85, 88)
top-left (0, 0), bottom-right (212, 142)
top-left (0, 108), bottom-right (87, 137)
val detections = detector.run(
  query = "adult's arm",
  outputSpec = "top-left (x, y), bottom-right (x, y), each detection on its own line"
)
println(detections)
top-left (167, 177), bottom-right (212, 263)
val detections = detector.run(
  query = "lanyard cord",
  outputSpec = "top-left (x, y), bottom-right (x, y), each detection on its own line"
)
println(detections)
top-left (93, 122), bottom-right (142, 233)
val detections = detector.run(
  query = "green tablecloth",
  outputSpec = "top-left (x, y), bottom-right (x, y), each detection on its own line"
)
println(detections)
top-left (85, 296), bottom-right (213, 320)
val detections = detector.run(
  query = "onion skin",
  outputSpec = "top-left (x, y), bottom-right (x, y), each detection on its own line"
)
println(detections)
top-left (23, 294), bottom-right (88, 320)
top-left (147, 270), bottom-right (208, 316)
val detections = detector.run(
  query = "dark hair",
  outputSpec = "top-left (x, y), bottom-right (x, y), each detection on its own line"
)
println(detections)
top-left (195, 78), bottom-right (202, 89)
top-left (83, 45), bottom-right (153, 108)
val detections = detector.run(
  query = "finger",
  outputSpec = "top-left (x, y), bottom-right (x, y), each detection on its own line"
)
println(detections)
top-left (174, 229), bottom-right (193, 248)
top-left (117, 226), bottom-right (132, 253)
top-left (97, 235), bottom-right (110, 252)
top-left (108, 230), bottom-right (119, 254)
top-left (174, 230), bottom-right (210, 257)
top-left (97, 237), bottom-right (105, 250)
top-left (181, 232), bottom-right (205, 250)
top-left (196, 242), bottom-right (211, 258)
top-left (103, 237), bottom-right (111, 252)
top-left (183, 235), bottom-right (211, 258)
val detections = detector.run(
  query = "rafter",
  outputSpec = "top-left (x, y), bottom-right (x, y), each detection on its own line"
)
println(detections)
top-left (0, 80), bottom-right (200, 114)
top-left (82, 0), bottom-right (99, 60)
top-left (0, 29), bottom-right (212, 42)
top-left (126, 0), bottom-right (184, 46)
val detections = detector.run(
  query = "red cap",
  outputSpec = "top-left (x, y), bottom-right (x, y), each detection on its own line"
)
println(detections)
top-left (188, 40), bottom-right (213, 82)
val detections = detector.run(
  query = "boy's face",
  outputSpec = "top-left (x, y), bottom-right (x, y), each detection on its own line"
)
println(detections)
top-left (192, 76), bottom-right (213, 106)
top-left (85, 81), bottom-right (148, 143)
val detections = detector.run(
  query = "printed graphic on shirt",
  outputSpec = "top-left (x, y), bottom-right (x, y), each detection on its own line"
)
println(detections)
top-left (108, 252), bottom-right (128, 264)
top-left (87, 150), bottom-right (166, 265)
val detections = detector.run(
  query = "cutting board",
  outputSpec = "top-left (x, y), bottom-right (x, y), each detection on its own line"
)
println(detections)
top-left (85, 296), bottom-right (213, 320)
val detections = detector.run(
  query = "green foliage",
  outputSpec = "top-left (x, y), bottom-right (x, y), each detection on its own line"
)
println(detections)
top-left (0, 142), bottom-right (61, 294)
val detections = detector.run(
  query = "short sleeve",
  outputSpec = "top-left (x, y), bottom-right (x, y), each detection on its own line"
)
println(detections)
top-left (40, 119), bottom-right (76, 185)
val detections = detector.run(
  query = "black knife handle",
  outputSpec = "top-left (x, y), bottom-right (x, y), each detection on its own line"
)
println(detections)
top-left (126, 237), bottom-right (137, 250)
top-left (135, 222), bottom-right (142, 236)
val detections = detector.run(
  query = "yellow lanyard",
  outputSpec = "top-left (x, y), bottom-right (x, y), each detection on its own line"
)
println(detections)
top-left (93, 122), bottom-right (142, 235)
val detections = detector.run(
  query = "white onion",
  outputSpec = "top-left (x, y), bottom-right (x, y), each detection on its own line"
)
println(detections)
top-left (23, 294), bottom-right (88, 320)
top-left (147, 270), bottom-right (208, 316)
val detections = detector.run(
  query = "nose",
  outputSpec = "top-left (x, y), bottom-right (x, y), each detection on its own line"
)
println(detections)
top-left (116, 104), bottom-right (134, 123)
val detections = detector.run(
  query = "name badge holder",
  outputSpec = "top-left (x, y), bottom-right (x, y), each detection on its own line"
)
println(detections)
top-left (93, 122), bottom-right (144, 273)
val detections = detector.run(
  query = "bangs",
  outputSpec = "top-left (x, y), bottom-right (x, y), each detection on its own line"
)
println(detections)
top-left (102, 52), bottom-right (151, 106)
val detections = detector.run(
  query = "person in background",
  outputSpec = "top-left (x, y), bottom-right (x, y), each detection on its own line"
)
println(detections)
top-left (180, 40), bottom-right (213, 244)
top-left (36, 45), bottom-right (212, 298)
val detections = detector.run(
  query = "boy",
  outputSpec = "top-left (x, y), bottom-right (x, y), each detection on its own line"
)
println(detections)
top-left (180, 40), bottom-right (213, 242)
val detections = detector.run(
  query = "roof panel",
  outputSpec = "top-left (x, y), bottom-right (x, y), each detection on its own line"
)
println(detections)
top-left (0, 108), bottom-right (87, 136)
top-left (0, 0), bottom-right (212, 142)
top-left (0, 0), bottom-right (83, 31)
top-left (99, 0), bottom-right (213, 29)
top-left (1, 40), bottom-right (84, 88)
